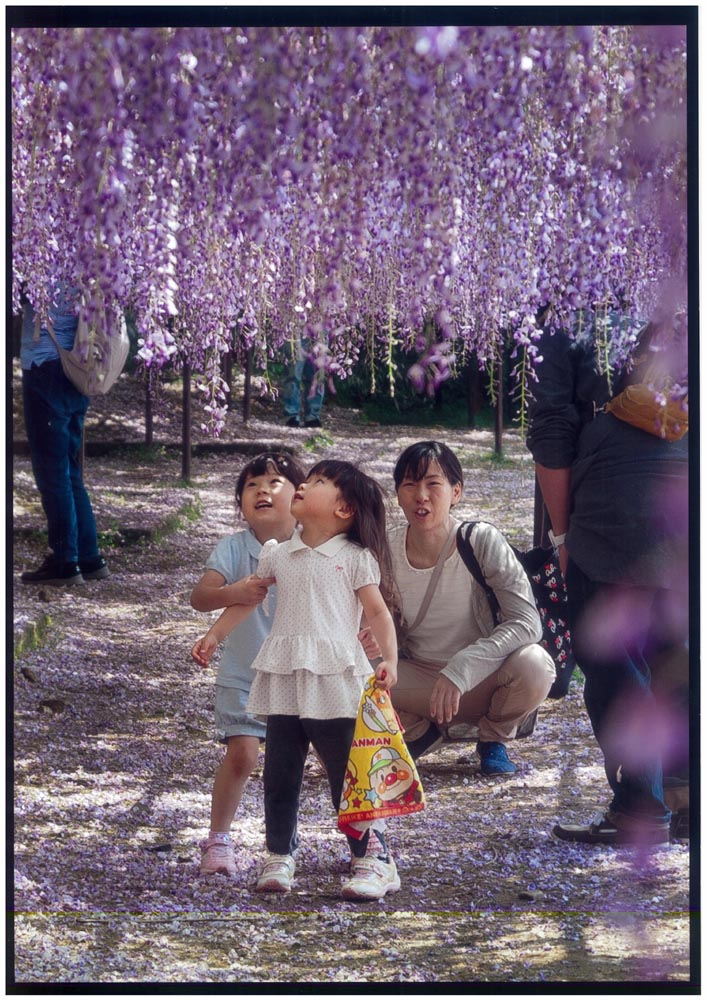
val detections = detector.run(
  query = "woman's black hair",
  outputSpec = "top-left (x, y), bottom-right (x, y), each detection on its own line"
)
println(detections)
top-left (307, 459), bottom-right (396, 610)
top-left (392, 441), bottom-right (464, 491)
top-left (235, 452), bottom-right (307, 508)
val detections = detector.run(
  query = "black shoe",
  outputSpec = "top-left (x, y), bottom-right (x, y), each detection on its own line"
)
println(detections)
top-left (21, 556), bottom-right (83, 586)
top-left (552, 811), bottom-right (670, 847)
top-left (405, 722), bottom-right (444, 761)
top-left (79, 555), bottom-right (110, 581)
top-left (304, 418), bottom-right (322, 428)
top-left (285, 416), bottom-right (301, 428)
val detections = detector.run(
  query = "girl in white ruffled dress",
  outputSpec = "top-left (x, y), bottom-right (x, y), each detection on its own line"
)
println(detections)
top-left (192, 460), bottom-right (400, 901)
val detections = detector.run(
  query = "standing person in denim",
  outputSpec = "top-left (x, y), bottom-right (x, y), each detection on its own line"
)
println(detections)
top-left (282, 337), bottom-right (325, 428)
top-left (19, 287), bottom-right (109, 586)
top-left (527, 313), bottom-right (689, 846)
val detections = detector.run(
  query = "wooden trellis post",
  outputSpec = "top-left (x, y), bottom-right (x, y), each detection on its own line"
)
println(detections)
top-left (182, 359), bottom-right (192, 482)
top-left (242, 347), bottom-right (253, 424)
top-left (223, 350), bottom-right (234, 411)
top-left (145, 378), bottom-right (153, 447)
top-left (466, 356), bottom-right (481, 428)
top-left (494, 351), bottom-right (503, 456)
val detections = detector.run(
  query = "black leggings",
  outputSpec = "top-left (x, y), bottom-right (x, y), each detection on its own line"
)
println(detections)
top-left (263, 714), bottom-right (374, 859)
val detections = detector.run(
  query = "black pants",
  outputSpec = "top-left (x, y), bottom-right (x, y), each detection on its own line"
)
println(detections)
top-left (565, 560), bottom-right (674, 825)
top-left (263, 715), bottom-right (373, 858)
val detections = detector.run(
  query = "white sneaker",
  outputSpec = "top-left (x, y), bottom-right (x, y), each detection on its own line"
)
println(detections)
top-left (200, 836), bottom-right (236, 876)
top-left (342, 855), bottom-right (401, 901)
top-left (255, 853), bottom-right (295, 893)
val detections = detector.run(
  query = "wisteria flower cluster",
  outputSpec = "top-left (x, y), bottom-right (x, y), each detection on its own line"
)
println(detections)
top-left (11, 24), bottom-right (688, 428)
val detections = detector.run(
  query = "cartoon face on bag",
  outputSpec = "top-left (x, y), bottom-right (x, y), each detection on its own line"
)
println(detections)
top-left (368, 747), bottom-right (420, 805)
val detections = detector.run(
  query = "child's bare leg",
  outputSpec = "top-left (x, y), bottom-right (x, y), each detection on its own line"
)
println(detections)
top-left (210, 735), bottom-right (260, 832)
top-left (201, 734), bottom-right (260, 876)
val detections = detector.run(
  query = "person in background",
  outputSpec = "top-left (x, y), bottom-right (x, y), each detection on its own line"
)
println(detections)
top-left (20, 285), bottom-right (109, 586)
top-left (282, 337), bottom-right (325, 428)
top-left (526, 311), bottom-right (689, 846)
top-left (190, 452), bottom-right (306, 877)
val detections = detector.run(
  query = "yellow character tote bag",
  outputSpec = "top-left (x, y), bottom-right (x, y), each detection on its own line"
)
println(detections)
top-left (338, 675), bottom-right (425, 837)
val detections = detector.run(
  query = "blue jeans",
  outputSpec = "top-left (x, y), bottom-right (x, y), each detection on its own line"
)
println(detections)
top-left (282, 343), bottom-right (324, 422)
top-left (22, 360), bottom-right (99, 565)
top-left (565, 560), bottom-right (671, 825)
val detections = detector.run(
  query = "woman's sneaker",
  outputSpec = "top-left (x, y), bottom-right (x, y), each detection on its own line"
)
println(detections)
top-left (342, 855), bottom-right (401, 901)
top-left (255, 853), bottom-right (295, 893)
top-left (200, 835), bottom-right (236, 876)
top-left (477, 740), bottom-right (517, 775)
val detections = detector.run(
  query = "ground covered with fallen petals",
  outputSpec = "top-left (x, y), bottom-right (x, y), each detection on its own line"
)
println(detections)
top-left (11, 371), bottom-right (695, 987)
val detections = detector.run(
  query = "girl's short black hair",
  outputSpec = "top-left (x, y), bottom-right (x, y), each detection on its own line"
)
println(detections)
top-left (393, 441), bottom-right (464, 491)
top-left (235, 452), bottom-right (306, 508)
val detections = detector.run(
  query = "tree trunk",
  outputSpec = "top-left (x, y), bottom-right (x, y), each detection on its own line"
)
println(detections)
top-left (223, 351), bottom-right (234, 411)
top-left (182, 361), bottom-right (192, 482)
top-left (242, 347), bottom-right (253, 424)
top-left (12, 312), bottom-right (22, 358)
top-left (466, 356), bottom-right (480, 428)
top-left (494, 352), bottom-right (503, 456)
top-left (145, 379), bottom-right (153, 447)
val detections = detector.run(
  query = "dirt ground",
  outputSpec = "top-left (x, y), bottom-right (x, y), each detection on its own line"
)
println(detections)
top-left (10, 368), bottom-right (696, 989)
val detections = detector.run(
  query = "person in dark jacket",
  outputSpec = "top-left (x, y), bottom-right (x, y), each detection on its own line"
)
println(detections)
top-left (526, 312), bottom-right (689, 846)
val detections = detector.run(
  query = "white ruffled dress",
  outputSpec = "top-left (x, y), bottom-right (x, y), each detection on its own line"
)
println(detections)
top-left (246, 529), bottom-right (379, 719)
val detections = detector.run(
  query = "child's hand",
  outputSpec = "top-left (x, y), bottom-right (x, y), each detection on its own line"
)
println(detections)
top-left (191, 633), bottom-right (219, 668)
top-left (358, 626), bottom-right (382, 659)
top-left (236, 574), bottom-right (275, 606)
top-left (374, 660), bottom-right (397, 689)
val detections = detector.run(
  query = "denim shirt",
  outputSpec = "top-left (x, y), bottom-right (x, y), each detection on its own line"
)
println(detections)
top-left (20, 289), bottom-right (79, 370)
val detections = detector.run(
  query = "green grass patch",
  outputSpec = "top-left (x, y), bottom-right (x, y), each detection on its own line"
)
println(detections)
top-left (15, 613), bottom-right (52, 660)
top-left (478, 450), bottom-right (522, 468)
top-left (115, 443), bottom-right (169, 463)
top-left (151, 496), bottom-right (203, 543)
top-left (357, 397), bottom-right (496, 430)
top-left (97, 496), bottom-right (202, 548)
top-left (303, 430), bottom-right (335, 452)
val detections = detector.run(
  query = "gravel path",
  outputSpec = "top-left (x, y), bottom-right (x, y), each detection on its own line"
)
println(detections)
top-left (11, 371), bottom-right (693, 986)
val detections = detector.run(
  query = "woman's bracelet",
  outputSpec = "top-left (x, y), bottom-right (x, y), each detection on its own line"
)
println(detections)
top-left (548, 529), bottom-right (567, 548)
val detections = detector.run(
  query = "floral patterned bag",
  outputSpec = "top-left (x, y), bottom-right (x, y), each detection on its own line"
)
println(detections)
top-left (456, 522), bottom-right (576, 700)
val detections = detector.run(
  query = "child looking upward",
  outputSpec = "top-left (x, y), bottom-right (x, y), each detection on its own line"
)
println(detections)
top-left (190, 452), bottom-right (306, 877)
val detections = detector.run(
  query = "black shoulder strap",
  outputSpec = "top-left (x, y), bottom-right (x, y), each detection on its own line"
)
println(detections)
top-left (455, 521), bottom-right (502, 626)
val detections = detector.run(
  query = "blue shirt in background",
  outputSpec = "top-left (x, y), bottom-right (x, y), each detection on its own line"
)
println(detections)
top-left (21, 287), bottom-right (79, 370)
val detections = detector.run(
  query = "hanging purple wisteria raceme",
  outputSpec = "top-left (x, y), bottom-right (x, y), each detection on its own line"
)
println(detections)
top-left (11, 24), bottom-right (688, 428)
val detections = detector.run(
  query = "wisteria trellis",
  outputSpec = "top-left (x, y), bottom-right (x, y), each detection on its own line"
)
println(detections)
top-left (11, 24), bottom-right (688, 431)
